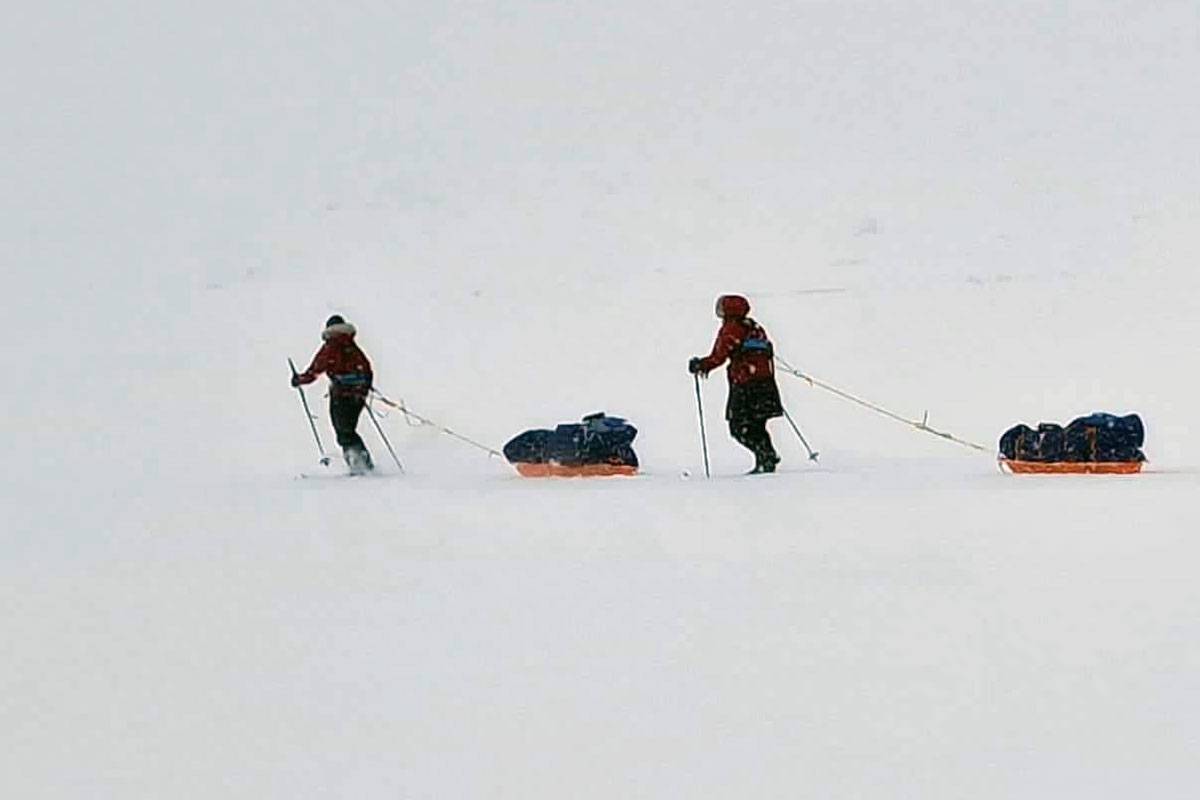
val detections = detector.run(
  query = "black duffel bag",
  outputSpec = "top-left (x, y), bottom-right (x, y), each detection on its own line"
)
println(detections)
top-left (999, 413), bottom-right (1144, 462)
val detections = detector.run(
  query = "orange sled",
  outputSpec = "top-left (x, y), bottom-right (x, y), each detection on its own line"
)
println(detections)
top-left (514, 462), bottom-right (638, 478)
top-left (999, 459), bottom-right (1144, 475)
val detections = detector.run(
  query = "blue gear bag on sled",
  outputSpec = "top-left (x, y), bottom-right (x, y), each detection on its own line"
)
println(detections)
top-left (504, 412), bottom-right (639, 477)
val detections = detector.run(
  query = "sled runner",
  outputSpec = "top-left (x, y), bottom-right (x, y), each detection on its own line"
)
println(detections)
top-left (504, 412), bottom-right (639, 478)
top-left (514, 462), bottom-right (639, 478)
top-left (998, 459), bottom-right (1144, 475)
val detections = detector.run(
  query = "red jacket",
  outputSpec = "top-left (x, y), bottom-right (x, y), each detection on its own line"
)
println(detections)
top-left (295, 323), bottom-right (373, 397)
top-left (697, 316), bottom-right (777, 386)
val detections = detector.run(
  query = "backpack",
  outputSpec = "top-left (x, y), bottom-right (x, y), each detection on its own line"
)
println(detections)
top-left (739, 319), bottom-right (774, 357)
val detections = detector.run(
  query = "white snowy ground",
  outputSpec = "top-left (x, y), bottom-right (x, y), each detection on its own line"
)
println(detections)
top-left (4, 2), bottom-right (1200, 798)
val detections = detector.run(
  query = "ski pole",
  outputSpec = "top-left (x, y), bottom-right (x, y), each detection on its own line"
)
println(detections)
top-left (781, 407), bottom-right (820, 462)
top-left (288, 358), bottom-right (331, 466)
top-left (365, 400), bottom-right (405, 473)
top-left (694, 374), bottom-right (711, 479)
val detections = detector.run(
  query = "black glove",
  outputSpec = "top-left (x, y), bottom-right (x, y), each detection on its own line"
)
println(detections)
top-left (290, 373), bottom-right (303, 388)
top-left (688, 357), bottom-right (705, 375)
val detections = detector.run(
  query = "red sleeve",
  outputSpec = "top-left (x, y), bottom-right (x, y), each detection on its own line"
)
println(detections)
top-left (297, 342), bottom-right (335, 383)
top-left (698, 321), bottom-right (743, 371)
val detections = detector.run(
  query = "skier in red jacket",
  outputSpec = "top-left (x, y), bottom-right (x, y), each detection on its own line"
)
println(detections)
top-left (689, 295), bottom-right (783, 473)
top-left (292, 315), bottom-right (375, 473)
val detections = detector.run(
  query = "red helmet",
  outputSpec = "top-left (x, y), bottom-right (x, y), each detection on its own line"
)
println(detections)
top-left (715, 294), bottom-right (750, 319)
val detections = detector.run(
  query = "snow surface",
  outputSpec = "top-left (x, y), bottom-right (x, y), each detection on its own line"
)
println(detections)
top-left (4, 2), bottom-right (1200, 797)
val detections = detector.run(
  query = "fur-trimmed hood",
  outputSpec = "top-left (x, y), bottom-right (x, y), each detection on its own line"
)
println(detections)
top-left (321, 322), bottom-right (357, 341)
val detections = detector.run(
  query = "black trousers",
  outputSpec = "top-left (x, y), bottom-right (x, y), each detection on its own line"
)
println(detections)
top-left (329, 393), bottom-right (368, 452)
top-left (726, 379), bottom-right (782, 465)
top-left (729, 417), bottom-right (778, 464)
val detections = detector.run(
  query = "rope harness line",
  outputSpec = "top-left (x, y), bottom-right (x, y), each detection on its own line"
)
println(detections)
top-left (776, 357), bottom-right (990, 454)
top-left (370, 389), bottom-right (504, 458)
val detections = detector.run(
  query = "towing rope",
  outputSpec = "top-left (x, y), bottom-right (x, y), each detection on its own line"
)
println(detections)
top-left (370, 389), bottom-right (503, 458)
top-left (776, 357), bottom-right (990, 453)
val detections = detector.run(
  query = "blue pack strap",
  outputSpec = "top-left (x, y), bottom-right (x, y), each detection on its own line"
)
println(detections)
top-left (738, 319), bottom-right (774, 355)
top-left (331, 372), bottom-right (372, 387)
top-left (740, 337), bottom-right (773, 355)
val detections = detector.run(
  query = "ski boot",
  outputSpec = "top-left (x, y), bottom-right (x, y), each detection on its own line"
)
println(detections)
top-left (747, 451), bottom-right (780, 475)
top-left (345, 446), bottom-right (375, 476)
